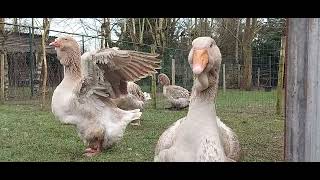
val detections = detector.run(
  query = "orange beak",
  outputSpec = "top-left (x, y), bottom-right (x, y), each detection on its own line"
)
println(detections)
top-left (49, 39), bottom-right (61, 48)
top-left (192, 49), bottom-right (209, 74)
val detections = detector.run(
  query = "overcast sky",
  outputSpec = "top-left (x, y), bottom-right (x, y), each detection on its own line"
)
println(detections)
top-left (5, 18), bottom-right (120, 51)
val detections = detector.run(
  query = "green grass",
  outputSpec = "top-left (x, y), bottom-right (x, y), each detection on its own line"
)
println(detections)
top-left (0, 90), bottom-right (284, 162)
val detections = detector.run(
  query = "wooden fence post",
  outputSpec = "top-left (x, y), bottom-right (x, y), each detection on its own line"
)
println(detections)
top-left (286, 18), bottom-right (320, 162)
top-left (171, 58), bottom-right (175, 85)
top-left (237, 63), bottom-right (241, 88)
top-left (276, 36), bottom-right (286, 115)
top-left (257, 67), bottom-right (260, 88)
top-left (222, 64), bottom-right (226, 93)
top-left (269, 56), bottom-right (272, 88)
top-left (150, 45), bottom-right (157, 109)
top-left (0, 54), bottom-right (4, 104)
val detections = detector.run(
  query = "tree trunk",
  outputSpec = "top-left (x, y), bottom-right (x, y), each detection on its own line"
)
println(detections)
top-left (0, 18), bottom-right (9, 100)
top-left (107, 18), bottom-right (111, 46)
top-left (242, 44), bottom-right (252, 90)
top-left (13, 18), bottom-right (18, 32)
top-left (101, 18), bottom-right (111, 48)
top-left (155, 19), bottom-right (162, 47)
top-left (138, 18), bottom-right (145, 44)
top-left (33, 18), bottom-right (41, 95)
top-left (0, 18), bottom-right (4, 34)
top-left (101, 18), bottom-right (105, 48)
top-left (235, 18), bottom-right (241, 64)
top-left (31, 18), bottom-right (40, 95)
top-left (130, 18), bottom-right (139, 50)
top-left (132, 18), bottom-right (136, 37)
top-left (159, 18), bottom-right (166, 48)
top-left (40, 18), bottom-right (51, 109)
top-left (241, 18), bottom-right (257, 91)
top-left (146, 18), bottom-right (156, 45)
top-left (4, 52), bottom-right (8, 100)
top-left (187, 18), bottom-right (192, 47)
top-left (204, 18), bottom-right (208, 36)
top-left (123, 19), bottom-right (127, 33)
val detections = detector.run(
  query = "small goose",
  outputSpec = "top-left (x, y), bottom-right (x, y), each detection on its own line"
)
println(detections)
top-left (158, 73), bottom-right (190, 110)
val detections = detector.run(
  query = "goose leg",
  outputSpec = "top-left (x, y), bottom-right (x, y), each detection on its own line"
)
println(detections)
top-left (83, 148), bottom-right (101, 157)
top-left (83, 140), bottom-right (103, 157)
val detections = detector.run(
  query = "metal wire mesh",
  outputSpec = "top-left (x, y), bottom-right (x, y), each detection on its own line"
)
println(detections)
top-left (0, 22), bottom-right (282, 114)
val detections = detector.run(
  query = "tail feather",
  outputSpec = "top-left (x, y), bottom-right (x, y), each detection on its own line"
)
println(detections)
top-left (121, 109), bottom-right (142, 125)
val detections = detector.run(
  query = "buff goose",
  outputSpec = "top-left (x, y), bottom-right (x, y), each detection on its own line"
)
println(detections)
top-left (116, 81), bottom-right (150, 111)
top-left (50, 36), bottom-right (160, 157)
top-left (154, 37), bottom-right (240, 162)
top-left (113, 81), bottom-right (152, 126)
top-left (158, 73), bottom-right (190, 110)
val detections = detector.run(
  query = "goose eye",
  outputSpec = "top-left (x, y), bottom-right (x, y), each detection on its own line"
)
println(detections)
top-left (210, 42), bottom-right (214, 48)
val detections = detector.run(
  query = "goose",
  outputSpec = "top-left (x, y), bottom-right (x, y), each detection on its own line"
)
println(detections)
top-left (154, 37), bottom-right (240, 162)
top-left (116, 81), bottom-right (150, 111)
top-left (49, 36), bottom-right (160, 157)
top-left (158, 73), bottom-right (190, 110)
top-left (113, 81), bottom-right (152, 126)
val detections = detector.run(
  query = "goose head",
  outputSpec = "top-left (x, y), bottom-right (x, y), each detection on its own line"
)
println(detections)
top-left (188, 37), bottom-right (221, 92)
top-left (188, 37), bottom-right (221, 75)
top-left (158, 73), bottom-right (170, 86)
top-left (49, 36), bottom-right (81, 66)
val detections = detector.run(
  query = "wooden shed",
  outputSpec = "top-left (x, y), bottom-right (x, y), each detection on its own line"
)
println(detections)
top-left (0, 31), bottom-right (63, 89)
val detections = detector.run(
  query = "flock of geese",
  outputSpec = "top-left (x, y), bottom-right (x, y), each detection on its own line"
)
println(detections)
top-left (49, 36), bottom-right (241, 161)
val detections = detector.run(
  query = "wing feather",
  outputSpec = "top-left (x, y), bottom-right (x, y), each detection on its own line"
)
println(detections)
top-left (82, 48), bottom-right (161, 98)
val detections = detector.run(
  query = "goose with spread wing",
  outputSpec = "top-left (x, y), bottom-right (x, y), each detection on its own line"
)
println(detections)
top-left (49, 36), bottom-right (160, 157)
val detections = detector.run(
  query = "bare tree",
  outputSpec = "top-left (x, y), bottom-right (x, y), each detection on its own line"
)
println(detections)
top-left (138, 18), bottom-right (145, 44)
top-left (116, 18), bottom-right (127, 42)
top-left (241, 18), bottom-right (258, 90)
top-left (0, 18), bottom-right (9, 100)
top-left (235, 18), bottom-right (241, 64)
top-left (101, 18), bottom-right (112, 48)
top-left (33, 18), bottom-right (43, 95)
top-left (0, 18), bottom-right (4, 34)
top-left (40, 18), bottom-right (52, 108)
top-left (146, 18), bottom-right (176, 51)
top-left (12, 18), bottom-right (19, 32)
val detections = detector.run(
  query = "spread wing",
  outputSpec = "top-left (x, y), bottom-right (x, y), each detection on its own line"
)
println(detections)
top-left (80, 48), bottom-right (161, 100)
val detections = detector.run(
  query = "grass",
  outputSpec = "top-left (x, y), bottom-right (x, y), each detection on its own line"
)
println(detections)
top-left (0, 90), bottom-right (284, 162)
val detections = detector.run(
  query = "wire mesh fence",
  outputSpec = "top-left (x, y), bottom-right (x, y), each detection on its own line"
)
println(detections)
top-left (0, 22), bottom-right (283, 114)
